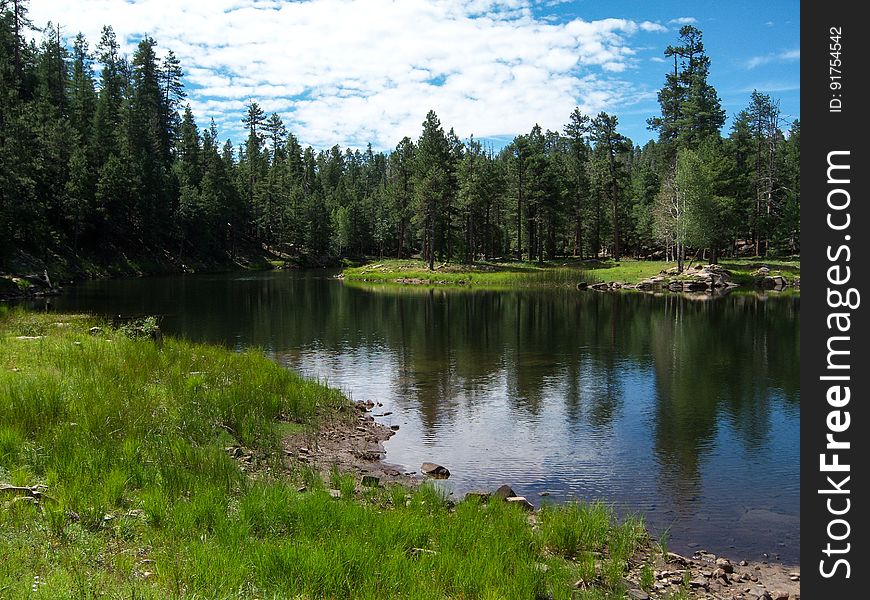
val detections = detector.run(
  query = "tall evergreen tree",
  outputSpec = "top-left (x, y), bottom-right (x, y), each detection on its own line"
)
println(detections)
top-left (648, 26), bottom-right (725, 155)
top-left (590, 112), bottom-right (629, 260)
top-left (414, 110), bottom-right (450, 270)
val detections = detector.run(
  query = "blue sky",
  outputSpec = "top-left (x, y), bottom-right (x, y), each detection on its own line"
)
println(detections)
top-left (29, 0), bottom-right (799, 151)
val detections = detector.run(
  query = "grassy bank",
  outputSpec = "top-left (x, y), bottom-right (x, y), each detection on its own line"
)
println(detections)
top-left (341, 259), bottom-right (594, 289)
top-left (1, 310), bottom-right (660, 599)
top-left (341, 258), bottom-right (801, 288)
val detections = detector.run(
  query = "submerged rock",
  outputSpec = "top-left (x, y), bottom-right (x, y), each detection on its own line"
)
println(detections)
top-left (420, 462), bottom-right (450, 478)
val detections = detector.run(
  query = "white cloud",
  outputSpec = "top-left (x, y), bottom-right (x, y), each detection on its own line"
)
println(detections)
top-left (29, 0), bottom-right (665, 149)
top-left (668, 17), bottom-right (697, 26)
top-left (746, 48), bottom-right (800, 69)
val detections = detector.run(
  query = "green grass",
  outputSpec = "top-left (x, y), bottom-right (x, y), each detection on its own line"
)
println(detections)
top-left (342, 258), bottom-right (595, 289)
top-left (341, 257), bottom-right (800, 289)
top-left (0, 311), bottom-right (649, 599)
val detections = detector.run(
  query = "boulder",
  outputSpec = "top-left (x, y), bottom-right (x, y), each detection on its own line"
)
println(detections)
top-left (684, 280), bottom-right (710, 292)
top-left (464, 490), bottom-right (490, 503)
top-left (758, 275), bottom-right (787, 289)
top-left (420, 462), bottom-right (450, 478)
top-left (715, 558), bottom-right (734, 573)
top-left (505, 496), bottom-right (534, 511)
top-left (626, 588), bottom-right (650, 600)
top-left (492, 484), bottom-right (518, 500)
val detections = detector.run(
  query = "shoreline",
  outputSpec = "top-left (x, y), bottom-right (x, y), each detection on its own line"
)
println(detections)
top-left (0, 311), bottom-right (800, 599)
top-left (339, 258), bottom-right (801, 293)
top-left (283, 399), bottom-right (801, 599)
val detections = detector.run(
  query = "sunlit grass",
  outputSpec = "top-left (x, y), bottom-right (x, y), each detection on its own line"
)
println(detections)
top-left (0, 311), bottom-right (650, 598)
top-left (342, 258), bottom-right (595, 288)
top-left (341, 256), bottom-right (800, 289)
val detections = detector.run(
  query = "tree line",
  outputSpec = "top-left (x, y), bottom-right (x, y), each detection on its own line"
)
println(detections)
top-left (1, 3), bottom-right (799, 272)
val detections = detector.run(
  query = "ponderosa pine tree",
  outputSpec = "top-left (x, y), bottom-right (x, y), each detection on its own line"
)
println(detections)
top-left (590, 112), bottom-right (630, 261)
top-left (648, 25), bottom-right (725, 155)
top-left (0, 14), bottom-right (799, 272)
top-left (564, 108), bottom-right (591, 257)
top-left (414, 110), bottom-right (450, 270)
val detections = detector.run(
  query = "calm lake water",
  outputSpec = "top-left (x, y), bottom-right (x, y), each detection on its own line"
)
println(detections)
top-left (36, 270), bottom-right (800, 563)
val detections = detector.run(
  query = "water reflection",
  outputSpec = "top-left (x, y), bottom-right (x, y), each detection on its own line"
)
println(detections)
top-left (40, 271), bottom-right (800, 561)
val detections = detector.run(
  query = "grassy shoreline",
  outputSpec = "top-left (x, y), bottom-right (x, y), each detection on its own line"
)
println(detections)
top-left (1, 310), bottom-right (663, 599)
top-left (340, 258), bottom-right (801, 289)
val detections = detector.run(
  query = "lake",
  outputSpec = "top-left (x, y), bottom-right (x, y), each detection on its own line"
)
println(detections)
top-left (35, 269), bottom-right (800, 563)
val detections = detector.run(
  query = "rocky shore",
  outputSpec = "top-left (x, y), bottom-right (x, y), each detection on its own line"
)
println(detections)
top-left (580, 264), bottom-right (799, 294)
top-left (269, 399), bottom-right (801, 600)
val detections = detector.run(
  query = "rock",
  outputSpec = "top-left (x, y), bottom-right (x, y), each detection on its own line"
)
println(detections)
top-left (88, 326), bottom-right (103, 335)
top-left (360, 475), bottom-right (380, 487)
top-left (689, 578), bottom-right (708, 589)
top-left (591, 282), bottom-right (610, 291)
top-left (626, 588), bottom-right (650, 600)
top-left (492, 484), bottom-right (517, 500)
top-left (576, 282), bottom-right (588, 290)
top-left (464, 491), bottom-right (490, 503)
top-left (390, 424), bottom-right (400, 431)
top-left (328, 489), bottom-right (342, 499)
top-left (687, 280), bottom-right (711, 291)
top-left (716, 558), bottom-right (734, 573)
top-left (420, 462), bottom-right (450, 478)
top-left (712, 568), bottom-right (728, 580)
top-left (505, 496), bottom-right (534, 511)
top-left (739, 560), bottom-right (749, 566)
top-left (772, 592), bottom-right (789, 600)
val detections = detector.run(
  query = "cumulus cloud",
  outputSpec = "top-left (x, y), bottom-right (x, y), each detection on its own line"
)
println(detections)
top-left (746, 48), bottom-right (800, 69)
top-left (29, 0), bottom-right (665, 149)
top-left (668, 17), bottom-right (697, 25)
